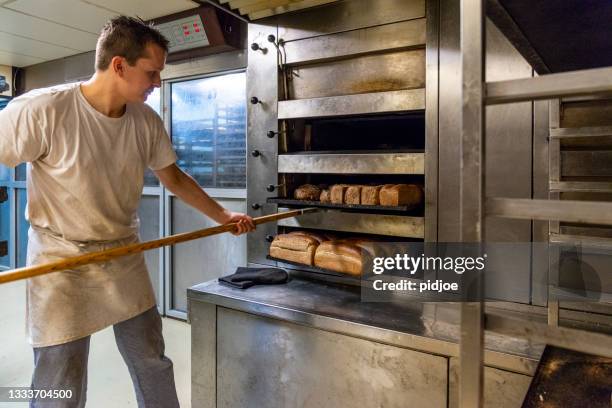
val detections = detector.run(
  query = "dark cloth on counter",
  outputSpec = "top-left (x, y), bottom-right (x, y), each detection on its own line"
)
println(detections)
top-left (219, 267), bottom-right (289, 289)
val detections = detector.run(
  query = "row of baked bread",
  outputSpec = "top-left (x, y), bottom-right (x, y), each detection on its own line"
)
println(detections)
top-left (294, 183), bottom-right (423, 207)
top-left (269, 231), bottom-right (370, 276)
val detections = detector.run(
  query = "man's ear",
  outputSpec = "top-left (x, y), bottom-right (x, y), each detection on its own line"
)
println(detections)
top-left (111, 56), bottom-right (125, 77)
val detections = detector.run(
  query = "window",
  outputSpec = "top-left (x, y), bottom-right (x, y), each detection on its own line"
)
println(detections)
top-left (145, 87), bottom-right (161, 116)
top-left (170, 72), bottom-right (246, 188)
top-left (0, 97), bottom-right (10, 181)
top-left (144, 88), bottom-right (162, 186)
top-left (0, 96), bottom-right (9, 110)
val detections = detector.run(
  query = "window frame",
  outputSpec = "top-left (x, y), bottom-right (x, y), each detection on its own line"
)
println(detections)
top-left (165, 68), bottom-right (247, 191)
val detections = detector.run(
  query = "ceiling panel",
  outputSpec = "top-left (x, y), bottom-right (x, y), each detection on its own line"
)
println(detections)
top-left (82, 0), bottom-right (198, 20)
top-left (5, 0), bottom-right (118, 35)
top-left (0, 0), bottom-right (200, 67)
top-left (0, 8), bottom-right (98, 51)
top-left (0, 31), bottom-right (78, 60)
top-left (0, 49), bottom-right (44, 67)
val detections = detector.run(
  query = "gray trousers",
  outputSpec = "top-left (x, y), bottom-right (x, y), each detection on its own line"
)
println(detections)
top-left (30, 306), bottom-right (180, 408)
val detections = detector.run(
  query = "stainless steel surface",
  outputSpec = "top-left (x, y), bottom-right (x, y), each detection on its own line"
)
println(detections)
top-left (277, 152), bottom-right (425, 174)
top-left (216, 306), bottom-right (448, 408)
top-left (170, 196), bottom-right (247, 312)
top-left (283, 19), bottom-right (426, 65)
top-left (549, 233), bottom-right (612, 249)
top-left (459, 1), bottom-right (485, 407)
top-left (161, 50), bottom-right (247, 80)
top-left (22, 51), bottom-right (95, 91)
top-left (190, 301), bottom-right (216, 408)
top-left (188, 278), bottom-right (543, 374)
top-left (548, 100), bottom-right (561, 318)
top-left (561, 150), bottom-right (612, 177)
top-left (277, 89), bottom-right (425, 119)
top-left (560, 98), bottom-right (612, 128)
top-left (438, 14), bottom-right (536, 248)
top-left (485, 0), bottom-right (549, 75)
top-left (486, 310), bottom-right (612, 358)
top-left (425, 0), bottom-right (439, 242)
top-left (550, 125), bottom-right (612, 139)
top-left (449, 357), bottom-right (532, 408)
top-left (487, 197), bottom-right (612, 225)
top-left (276, 207), bottom-right (425, 238)
top-left (138, 197), bottom-right (163, 310)
top-left (288, 49), bottom-right (425, 99)
top-left (550, 181), bottom-right (612, 193)
top-left (277, 0), bottom-right (425, 42)
top-left (547, 300), bottom-right (560, 326)
top-left (247, 22), bottom-right (279, 266)
top-left (486, 66), bottom-right (612, 105)
top-left (482, 21), bottom-right (533, 303)
top-left (437, 0), bottom-right (462, 242)
top-left (532, 99), bottom-right (550, 307)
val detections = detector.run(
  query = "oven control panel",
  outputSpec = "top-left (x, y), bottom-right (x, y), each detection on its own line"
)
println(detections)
top-left (156, 15), bottom-right (210, 54)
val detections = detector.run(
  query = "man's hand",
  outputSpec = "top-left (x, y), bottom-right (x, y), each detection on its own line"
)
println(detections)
top-left (219, 210), bottom-right (256, 236)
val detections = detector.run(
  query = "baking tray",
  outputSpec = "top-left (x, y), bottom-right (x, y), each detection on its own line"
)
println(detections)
top-left (266, 197), bottom-right (421, 214)
top-left (522, 345), bottom-right (612, 407)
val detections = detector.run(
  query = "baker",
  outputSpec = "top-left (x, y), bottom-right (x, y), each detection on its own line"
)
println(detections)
top-left (0, 16), bottom-right (255, 407)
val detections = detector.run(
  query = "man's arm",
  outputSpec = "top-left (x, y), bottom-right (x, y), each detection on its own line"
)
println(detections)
top-left (154, 163), bottom-right (255, 235)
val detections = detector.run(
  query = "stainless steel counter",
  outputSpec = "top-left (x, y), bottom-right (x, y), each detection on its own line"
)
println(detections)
top-left (188, 276), bottom-right (543, 375)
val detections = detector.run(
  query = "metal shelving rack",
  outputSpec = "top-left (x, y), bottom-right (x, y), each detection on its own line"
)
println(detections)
top-left (457, 1), bottom-right (612, 406)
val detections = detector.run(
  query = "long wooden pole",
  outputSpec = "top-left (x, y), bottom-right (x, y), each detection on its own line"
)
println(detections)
top-left (0, 208), bottom-right (318, 285)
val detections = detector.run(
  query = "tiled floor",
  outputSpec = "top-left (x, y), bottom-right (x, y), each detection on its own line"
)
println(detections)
top-left (0, 280), bottom-right (191, 408)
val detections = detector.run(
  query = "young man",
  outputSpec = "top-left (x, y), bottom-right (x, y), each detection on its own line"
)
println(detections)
top-left (0, 16), bottom-right (254, 407)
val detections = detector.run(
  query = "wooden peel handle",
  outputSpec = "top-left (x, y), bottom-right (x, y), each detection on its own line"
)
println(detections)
top-left (0, 207), bottom-right (317, 285)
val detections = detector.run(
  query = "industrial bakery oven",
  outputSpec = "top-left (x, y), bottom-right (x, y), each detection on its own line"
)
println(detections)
top-left (246, 0), bottom-right (436, 281)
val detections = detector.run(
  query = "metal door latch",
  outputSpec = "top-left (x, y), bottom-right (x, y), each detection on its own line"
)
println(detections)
top-left (0, 186), bottom-right (7, 203)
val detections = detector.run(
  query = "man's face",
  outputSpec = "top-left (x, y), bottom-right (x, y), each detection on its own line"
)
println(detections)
top-left (119, 42), bottom-right (166, 103)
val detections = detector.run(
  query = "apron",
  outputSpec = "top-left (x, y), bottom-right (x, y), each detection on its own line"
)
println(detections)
top-left (26, 226), bottom-right (157, 348)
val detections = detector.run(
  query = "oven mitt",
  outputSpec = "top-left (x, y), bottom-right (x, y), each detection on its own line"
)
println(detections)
top-left (219, 267), bottom-right (289, 289)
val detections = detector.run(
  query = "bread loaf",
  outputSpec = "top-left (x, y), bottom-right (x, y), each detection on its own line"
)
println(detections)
top-left (294, 184), bottom-right (321, 201)
top-left (287, 230), bottom-right (329, 244)
top-left (314, 241), bottom-right (364, 276)
top-left (330, 184), bottom-right (349, 204)
top-left (361, 185), bottom-right (382, 205)
top-left (379, 184), bottom-right (423, 207)
top-left (269, 233), bottom-right (320, 265)
top-left (320, 189), bottom-right (331, 203)
top-left (344, 185), bottom-right (363, 205)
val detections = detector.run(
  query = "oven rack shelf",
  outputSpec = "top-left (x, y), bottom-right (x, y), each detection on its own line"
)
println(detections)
top-left (267, 255), bottom-right (362, 284)
top-left (266, 197), bottom-right (423, 215)
top-left (276, 206), bottom-right (424, 238)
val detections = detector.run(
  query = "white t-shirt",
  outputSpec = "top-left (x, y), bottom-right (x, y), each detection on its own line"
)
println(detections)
top-left (0, 83), bottom-right (177, 346)
top-left (0, 82), bottom-right (177, 241)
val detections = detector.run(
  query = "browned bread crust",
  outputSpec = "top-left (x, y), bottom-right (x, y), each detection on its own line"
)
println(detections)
top-left (360, 185), bottom-right (382, 205)
top-left (320, 189), bottom-right (331, 203)
top-left (379, 184), bottom-right (423, 207)
top-left (294, 184), bottom-right (322, 201)
top-left (270, 233), bottom-right (320, 265)
top-left (344, 185), bottom-right (363, 205)
top-left (330, 184), bottom-right (350, 204)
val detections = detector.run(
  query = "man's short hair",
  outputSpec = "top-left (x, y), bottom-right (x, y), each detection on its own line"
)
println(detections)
top-left (95, 16), bottom-right (169, 71)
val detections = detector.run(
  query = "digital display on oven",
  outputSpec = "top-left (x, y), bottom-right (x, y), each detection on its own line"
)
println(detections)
top-left (156, 15), bottom-right (210, 54)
